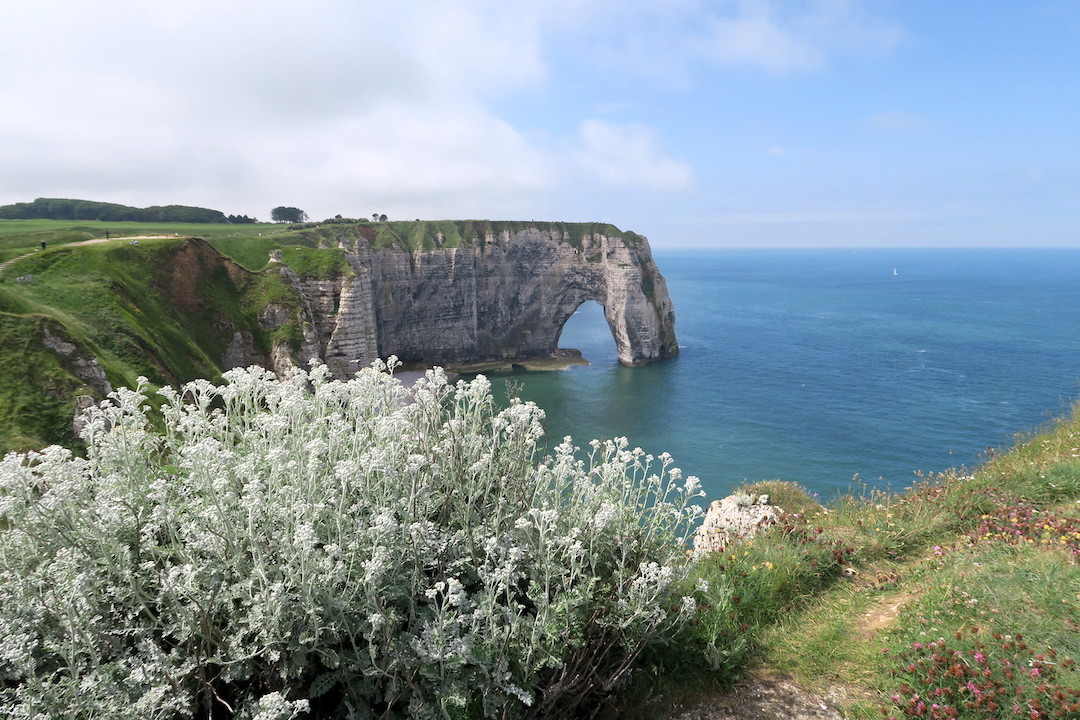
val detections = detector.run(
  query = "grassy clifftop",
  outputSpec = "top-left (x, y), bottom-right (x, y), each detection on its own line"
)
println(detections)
top-left (283, 219), bottom-right (645, 252)
top-left (0, 218), bottom-right (643, 266)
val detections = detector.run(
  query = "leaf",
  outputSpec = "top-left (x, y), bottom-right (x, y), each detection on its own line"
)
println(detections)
top-left (308, 671), bottom-right (339, 699)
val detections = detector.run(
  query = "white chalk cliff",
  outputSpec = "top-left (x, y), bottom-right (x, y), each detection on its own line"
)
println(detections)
top-left (261, 222), bottom-right (679, 378)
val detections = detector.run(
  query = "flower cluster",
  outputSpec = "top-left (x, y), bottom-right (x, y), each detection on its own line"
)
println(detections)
top-left (966, 502), bottom-right (1080, 557)
top-left (0, 361), bottom-right (703, 719)
top-left (882, 630), bottom-right (1079, 719)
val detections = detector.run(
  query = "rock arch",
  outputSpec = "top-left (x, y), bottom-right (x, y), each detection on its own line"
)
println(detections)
top-left (277, 223), bottom-right (679, 375)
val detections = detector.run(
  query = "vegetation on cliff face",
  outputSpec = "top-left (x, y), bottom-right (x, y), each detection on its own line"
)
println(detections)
top-left (277, 246), bottom-right (353, 280)
top-left (0, 238), bottom-right (250, 380)
top-left (0, 314), bottom-right (92, 452)
top-left (0, 236), bottom-right (276, 452)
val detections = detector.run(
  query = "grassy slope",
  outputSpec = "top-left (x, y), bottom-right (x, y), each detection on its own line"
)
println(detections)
top-left (638, 411), bottom-right (1080, 719)
top-left (0, 218), bottom-right (293, 264)
top-left (0, 313), bottom-right (95, 452)
top-left (0, 234), bottom-right (303, 453)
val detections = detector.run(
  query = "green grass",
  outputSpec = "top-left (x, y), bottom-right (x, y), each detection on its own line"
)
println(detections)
top-left (278, 245), bottom-right (351, 279)
top-left (656, 407), bottom-right (1080, 719)
top-left (0, 313), bottom-right (93, 452)
top-left (0, 218), bottom-right (289, 265)
top-left (0, 237), bottom-right (283, 454)
top-left (202, 235), bottom-right (285, 271)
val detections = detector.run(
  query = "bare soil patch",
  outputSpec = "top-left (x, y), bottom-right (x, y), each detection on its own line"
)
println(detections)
top-left (659, 670), bottom-right (844, 720)
top-left (856, 589), bottom-right (918, 641)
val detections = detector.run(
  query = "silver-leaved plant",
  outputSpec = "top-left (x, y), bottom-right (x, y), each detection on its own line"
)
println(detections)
top-left (0, 359), bottom-right (703, 719)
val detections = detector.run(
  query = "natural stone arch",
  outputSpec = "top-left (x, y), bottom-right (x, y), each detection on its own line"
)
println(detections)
top-left (463, 228), bottom-right (679, 367)
top-left (276, 222), bottom-right (679, 376)
top-left (553, 299), bottom-right (618, 360)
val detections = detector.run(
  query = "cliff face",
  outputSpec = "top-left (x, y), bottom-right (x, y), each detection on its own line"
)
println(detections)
top-left (269, 224), bottom-right (678, 376)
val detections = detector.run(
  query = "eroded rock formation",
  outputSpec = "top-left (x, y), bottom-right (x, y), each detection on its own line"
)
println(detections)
top-left (266, 223), bottom-right (679, 378)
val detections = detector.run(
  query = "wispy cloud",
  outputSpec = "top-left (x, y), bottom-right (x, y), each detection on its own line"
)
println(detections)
top-left (574, 120), bottom-right (693, 190)
top-left (582, 0), bottom-right (903, 78)
top-left (0, 1), bottom-right (907, 226)
top-left (692, 1), bottom-right (824, 74)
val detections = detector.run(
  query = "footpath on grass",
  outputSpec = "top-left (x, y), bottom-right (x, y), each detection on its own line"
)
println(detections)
top-left (0, 235), bottom-right (180, 271)
top-left (649, 407), bottom-right (1080, 720)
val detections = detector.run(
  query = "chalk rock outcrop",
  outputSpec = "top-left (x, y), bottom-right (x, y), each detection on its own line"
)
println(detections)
top-left (693, 493), bottom-right (778, 558)
top-left (270, 222), bottom-right (678, 377)
top-left (41, 328), bottom-right (112, 396)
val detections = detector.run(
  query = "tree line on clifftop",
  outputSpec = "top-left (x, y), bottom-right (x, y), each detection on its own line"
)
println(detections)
top-left (0, 198), bottom-right (390, 226)
top-left (0, 198), bottom-right (236, 223)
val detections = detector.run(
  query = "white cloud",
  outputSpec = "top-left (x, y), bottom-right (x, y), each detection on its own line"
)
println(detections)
top-left (0, 1), bottom-right (557, 219)
top-left (693, 0), bottom-right (902, 74)
top-left (574, 120), bottom-right (693, 191)
top-left (576, 0), bottom-right (902, 79)
top-left (693, 1), bottom-right (823, 73)
top-left (0, 0), bottom-right (902, 222)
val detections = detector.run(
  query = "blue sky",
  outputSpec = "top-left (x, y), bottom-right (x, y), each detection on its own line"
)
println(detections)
top-left (2, 1), bottom-right (1078, 247)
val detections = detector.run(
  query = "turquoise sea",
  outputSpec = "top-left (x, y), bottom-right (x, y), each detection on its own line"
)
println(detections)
top-left (482, 248), bottom-right (1080, 502)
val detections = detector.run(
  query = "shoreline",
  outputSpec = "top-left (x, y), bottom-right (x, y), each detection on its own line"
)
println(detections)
top-left (398, 349), bottom-right (591, 376)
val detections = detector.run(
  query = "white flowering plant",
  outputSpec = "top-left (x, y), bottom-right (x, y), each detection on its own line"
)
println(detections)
top-left (0, 360), bottom-right (704, 719)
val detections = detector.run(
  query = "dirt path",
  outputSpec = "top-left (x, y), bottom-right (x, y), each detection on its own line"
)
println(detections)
top-left (0, 235), bottom-right (177, 272)
top-left (657, 567), bottom-right (925, 720)
top-left (659, 670), bottom-right (845, 720)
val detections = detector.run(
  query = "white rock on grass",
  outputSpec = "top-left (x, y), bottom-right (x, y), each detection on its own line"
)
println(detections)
top-left (693, 493), bottom-right (778, 558)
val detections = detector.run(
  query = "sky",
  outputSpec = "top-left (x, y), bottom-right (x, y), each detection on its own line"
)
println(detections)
top-left (2, 1), bottom-right (1079, 248)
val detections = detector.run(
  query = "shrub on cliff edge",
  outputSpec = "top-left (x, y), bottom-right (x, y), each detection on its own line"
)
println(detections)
top-left (0, 361), bottom-right (703, 719)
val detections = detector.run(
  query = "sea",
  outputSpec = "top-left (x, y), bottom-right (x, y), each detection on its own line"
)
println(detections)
top-left (478, 248), bottom-right (1080, 503)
